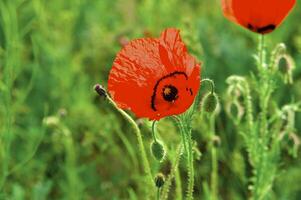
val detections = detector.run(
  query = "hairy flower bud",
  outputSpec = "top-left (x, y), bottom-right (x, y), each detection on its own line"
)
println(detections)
top-left (94, 84), bottom-right (107, 98)
top-left (150, 140), bottom-right (166, 162)
top-left (277, 54), bottom-right (295, 84)
top-left (202, 92), bottom-right (218, 113)
top-left (154, 173), bottom-right (165, 188)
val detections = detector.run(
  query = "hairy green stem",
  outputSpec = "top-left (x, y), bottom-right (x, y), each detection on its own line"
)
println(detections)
top-left (175, 116), bottom-right (194, 200)
top-left (152, 121), bottom-right (158, 143)
top-left (186, 125), bottom-right (194, 200)
top-left (201, 78), bottom-right (215, 94)
top-left (258, 35), bottom-right (265, 70)
top-left (252, 34), bottom-right (271, 200)
top-left (106, 95), bottom-right (154, 193)
top-left (209, 115), bottom-right (218, 200)
top-left (161, 144), bottom-right (183, 200)
top-left (175, 168), bottom-right (183, 200)
top-left (211, 147), bottom-right (218, 200)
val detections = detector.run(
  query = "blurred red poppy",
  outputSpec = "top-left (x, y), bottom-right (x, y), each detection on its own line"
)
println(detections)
top-left (108, 28), bottom-right (201, 120)
top-left (222, 0), bottom-right (296, 34)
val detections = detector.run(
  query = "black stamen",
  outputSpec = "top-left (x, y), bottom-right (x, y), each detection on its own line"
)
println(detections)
top-left (247, 23), bottom-right (254, 30)
top-left (257, 24), bottom-right (276, 33)
top-left (151, 71), bottom-right (188, 111)
top-left (162, 85), bottom-right (178, 102)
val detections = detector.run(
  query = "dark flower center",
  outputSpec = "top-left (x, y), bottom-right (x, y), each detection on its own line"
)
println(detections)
top-left (162, 85), bottom-right (178, 102)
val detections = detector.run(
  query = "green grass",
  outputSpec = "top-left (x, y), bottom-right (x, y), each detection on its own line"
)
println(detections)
top-left (1, 0), bottom-right (301, 199)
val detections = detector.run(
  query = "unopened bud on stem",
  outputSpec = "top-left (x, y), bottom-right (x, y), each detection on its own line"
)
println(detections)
top-left (154, 173), bottom-right (165, 188)
top-left (202, 92), bottom-right (218, 113)
top-left (94, 84), bottom-right (107, 98)
top-left (150, 140), bottom-right (166, 162)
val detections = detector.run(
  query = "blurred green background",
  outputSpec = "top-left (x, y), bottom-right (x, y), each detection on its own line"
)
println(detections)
top-left (0, 0), bottom-right (301, 199)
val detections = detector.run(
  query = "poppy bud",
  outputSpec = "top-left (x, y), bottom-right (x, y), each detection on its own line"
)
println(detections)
top-left (94, 84), bottom-right (107, 98)
top-left (202, 92), bottom-right (218, 113)
top-left (275, 54), bottom-right (295, 84)
top-left (150, 140), bottom-right (166, 162)
top-left (278, 55), bottom-right (294, 73)
top-left (154, 173), bottom-right (165, 188)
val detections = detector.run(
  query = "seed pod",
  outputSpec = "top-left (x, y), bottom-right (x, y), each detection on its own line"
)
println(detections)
top-left (150, 140), bottom-right (166, 162)
top-left (154, 173), bottom-right (165, 188)
top-left (202, 92), bottom-right (218, 113)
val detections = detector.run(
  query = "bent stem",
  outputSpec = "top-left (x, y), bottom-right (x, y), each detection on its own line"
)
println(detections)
top-left (106, 96), bottom-right (153, 179)
top-left (152, 121), bottom-right (158, 143)
top-left (201, 78), bottom-right (215, 94)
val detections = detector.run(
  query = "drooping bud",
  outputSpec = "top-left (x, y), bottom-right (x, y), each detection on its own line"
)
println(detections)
top-left (150, 140), bottom-right (166, 162)
top-left (276, 54), bottom-right (295, 84)
top-left (202, 92), bottom-right (218, 113)
top-left (94, 84), bottom-right (107, 98)
top-left (154, 173), bottom-right (165, 188)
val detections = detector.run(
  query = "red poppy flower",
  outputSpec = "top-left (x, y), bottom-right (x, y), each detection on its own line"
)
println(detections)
top-left (222, 0), bottom-right (296, 34)
top-left (108, 28), bottom-right (201, 120)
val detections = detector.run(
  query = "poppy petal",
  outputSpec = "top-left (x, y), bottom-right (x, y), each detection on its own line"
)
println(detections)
top-left (222, 0), bottom-right (238, 23)
top-left (108, 38), bottom-right (161, 118)
top-left (222, 0), bottom-right (296, 34)
top-left (108, 28), bottom-right (201, 120)
top-left (274, 0), bottom-right (296, 25)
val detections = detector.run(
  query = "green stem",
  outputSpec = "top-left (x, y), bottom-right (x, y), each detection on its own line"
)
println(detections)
top-left (152, 121), bottom-right (158, 143)
top-left (157, 188), bottom-right (160, 200)
top-left (201, 78), bottom-right (215, 94)
top-left (252, 34), bottom-right (271, 200)
top-left (209, 115), bottom-right (218, 200)
top-left (174, 116), bottom-right (194, 200)
top-left (211, 147), bottom-right (218, 200)
top-left (190, 79), bottom-right (215, 118)
top-left (161, 144), bottom-right (183, 200)
top-left (186, 127), bottom-right (194, 200)
top-left (259, 35), bottom-right (264, 65)
top-left (242, 81), bottom-right (254, 132)
top-left (106, 96), bottom-right (154, 192)
top-left (175, 168), bottom-right (183, 200)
